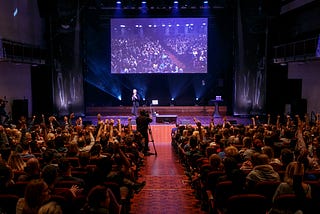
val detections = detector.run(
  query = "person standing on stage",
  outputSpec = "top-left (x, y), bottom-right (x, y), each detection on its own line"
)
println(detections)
top-left (131, 89), bottom-right (140, 116)
top-left (136, 109), bottom-right (153, 155)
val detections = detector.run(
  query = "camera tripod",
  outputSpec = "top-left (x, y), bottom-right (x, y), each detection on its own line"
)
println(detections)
top-left (148, 124), bottom-right (157, 156)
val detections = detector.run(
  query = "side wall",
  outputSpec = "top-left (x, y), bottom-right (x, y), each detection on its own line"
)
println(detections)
top-left (288, 61), bottom-right (320, 113)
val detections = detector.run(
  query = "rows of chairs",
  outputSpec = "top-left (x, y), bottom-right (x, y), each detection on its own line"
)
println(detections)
top-left (172, 140), bottom-right (320, 214)
top-left (0, 180), bottom-right (123, 214)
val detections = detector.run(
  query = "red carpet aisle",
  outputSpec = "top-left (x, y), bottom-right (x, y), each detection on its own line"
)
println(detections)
top-left (129, 142), bottom-right (208, 214)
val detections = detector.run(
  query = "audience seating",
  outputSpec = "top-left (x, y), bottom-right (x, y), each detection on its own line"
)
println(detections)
top-left (0, 194), bottom-right (19, 214)
top-left (272, 193), bottom-right (313, 214)
top-left (225, 194), bottom-right (268, 214)
top-left (55, 180), bottom-right (83, 189)
top-left (207, 180), bottom-right (234, 214)
top-left (66, 157), bottom-right (80, 167)
top-left (10, 181), bottom-right (29, 197)
top-left (107, 188), bottom-right (122, 214)
top-left (254, 181), bottom-right (281, 209)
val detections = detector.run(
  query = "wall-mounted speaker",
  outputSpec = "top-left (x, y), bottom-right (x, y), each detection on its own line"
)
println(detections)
top-left (12, 99), bottom-right (28, 123)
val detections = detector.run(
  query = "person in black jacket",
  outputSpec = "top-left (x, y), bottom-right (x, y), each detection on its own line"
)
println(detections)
top-left (136, 110), bottom-right (152, 154)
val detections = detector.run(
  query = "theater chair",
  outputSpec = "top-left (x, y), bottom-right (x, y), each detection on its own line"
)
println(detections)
top-left (0, 194), bottom-right (19, 214)
top-left (225, 194), bottom-right (268, 214)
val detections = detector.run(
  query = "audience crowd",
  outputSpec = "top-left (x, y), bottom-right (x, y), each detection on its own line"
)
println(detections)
top-left (1, 111), bottom-right (320, 213)
top-left (172, 114), bottom-right (320, 214)
top-left (0, 113), bottom-right (146, 214)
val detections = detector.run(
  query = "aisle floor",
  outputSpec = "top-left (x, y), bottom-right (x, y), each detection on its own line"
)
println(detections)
top-left (129, 142), bottom-right (208, 214)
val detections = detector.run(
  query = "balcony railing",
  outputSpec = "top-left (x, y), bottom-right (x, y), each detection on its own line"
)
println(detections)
top-left (273, 36), bottom-right (320, 64)
top-left (0, 39), bottom-right (47, 65)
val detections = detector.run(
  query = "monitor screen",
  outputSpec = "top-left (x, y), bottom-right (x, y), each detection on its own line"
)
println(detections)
top-left (111, 18), bottom-right (208, 74)
top-left (152, 100), bottom-right (159, 105)
top-left (216, 96), bottom-right (222, 101)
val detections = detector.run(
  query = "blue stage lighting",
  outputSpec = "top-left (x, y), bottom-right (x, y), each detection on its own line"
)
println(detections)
top-left (117, 95), bottom-right (122, 101)
top-left (196, 97), bottom-right (199, 101)
top-left (203, 1), bottom-right (209, 8)
top-left (171, 98), bottom-right (175, 101)
top-left (173, 1), bottom-right (179, 9)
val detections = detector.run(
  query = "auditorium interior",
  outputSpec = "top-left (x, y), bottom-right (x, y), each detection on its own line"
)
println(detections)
top-left (1, 0), bottom-right (320, 214)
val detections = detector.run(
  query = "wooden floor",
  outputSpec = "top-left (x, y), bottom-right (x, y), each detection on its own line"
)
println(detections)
top-left (130, 142), bottom-right (208, 214)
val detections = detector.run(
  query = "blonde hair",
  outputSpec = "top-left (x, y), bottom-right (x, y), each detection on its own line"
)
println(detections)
top-left (284, 161), bottom-right (305, 185)
top-left (38, 201), bottom-right (63, 214)
top-left (7, 152), bottom-right (26, 171)
top-left (224, 145), bottom-right (239, 158)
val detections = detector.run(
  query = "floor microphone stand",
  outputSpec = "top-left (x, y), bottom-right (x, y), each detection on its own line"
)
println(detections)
top-left (148, 124), bottom-right (157, 156)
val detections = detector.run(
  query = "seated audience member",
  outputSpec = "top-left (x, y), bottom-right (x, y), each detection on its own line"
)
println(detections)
top-left (90, 143), bottom-right (107, 159)
top-left (222, 145), bottom-right (242, 163)
top-left (308, 146), bottom-right (320, 171)
top-left (246, 153), bottom-right (280, 191)
top-left (262, 146), bottom-right (281, 165)
top-left (18, 157), bottom-right (41, 181)
top-left (0, 161), bottom-right (15, 193)
top-left (16, 179), bottom-right (51, 214)
top-left (41, 164), bottom-right (78, 202)
top-left (38, 201), bottom-right (63, 214)
top-left (41, 149), bottom-right (59, 168)
top-left (66, 140), bottom-right (80, 157)
top-left (270, 161), bottom-right (312, 214)
top-left (238, 136), bottom-right (255, 162)
top-left (216, 156), bottom-right (240, 183)
top-left (279, 148), bottom-right (295, 171)
top-left (209, 153), bottom-right (224, 171)
top-left (75, 151), bottom-right (92, 171)
top-left (81, 185), bottom-right (110, 214)
top-left (56, 157), bottom-right (86, 188)
top-left (7, 151), bottom-right (26, 172)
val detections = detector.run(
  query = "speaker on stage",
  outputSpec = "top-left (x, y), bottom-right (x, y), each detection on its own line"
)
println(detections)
top-left (12, 99), bottom-right (28, 123)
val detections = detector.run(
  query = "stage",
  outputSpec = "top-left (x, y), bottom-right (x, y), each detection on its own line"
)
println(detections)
top-left (83, 115), bottom-right (251, 143)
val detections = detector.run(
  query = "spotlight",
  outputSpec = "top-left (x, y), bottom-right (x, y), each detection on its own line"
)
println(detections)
top-left (116, 1), bottom-right (121, 8)
top-left (141, 1), bottom-right (147, 14)
top-left (173, 1), bottom-right (179, 9)
top-left (203, 1), bottom-right (209, 8)
top-left (196, 97), bottom-right (199, 101)
top-left (117, 95), bottom-right (122, 101)
top-left (170, 98), bottom-right (175, 106)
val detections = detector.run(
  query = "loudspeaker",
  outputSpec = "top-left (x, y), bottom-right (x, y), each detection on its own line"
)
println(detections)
top-left (12, 99), bottom-right (28, 123)
top-left (31, 65), bottom-right (53, 115)
top-left (37, 0), bottom-right (57, 18)
top-left (156, 115), bottom-right (177, 124)
top-left (291, 99), bottom-right (307, 117)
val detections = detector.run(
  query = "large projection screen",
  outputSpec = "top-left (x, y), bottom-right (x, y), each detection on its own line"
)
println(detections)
top-left (111, 18), bottom-right (208, 74)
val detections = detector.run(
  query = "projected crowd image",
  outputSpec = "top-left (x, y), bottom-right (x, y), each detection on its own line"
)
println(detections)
top-left (111, 18), bottom-right (208, 74)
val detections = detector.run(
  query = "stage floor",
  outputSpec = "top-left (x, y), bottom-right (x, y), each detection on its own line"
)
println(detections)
top-left (83, 115), bottom-right (251, 126)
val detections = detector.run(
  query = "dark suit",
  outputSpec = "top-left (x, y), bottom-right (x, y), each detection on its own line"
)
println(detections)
top-left (131, 93), bottom-right (140, 116)
top-left (136, 112), bottom-right (152, 153)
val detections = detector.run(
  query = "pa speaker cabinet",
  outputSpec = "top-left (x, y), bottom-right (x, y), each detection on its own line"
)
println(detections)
top-left (12, 99), bottom-right (28, 123)
top-left (156, 115), bottom-right (177, 124)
